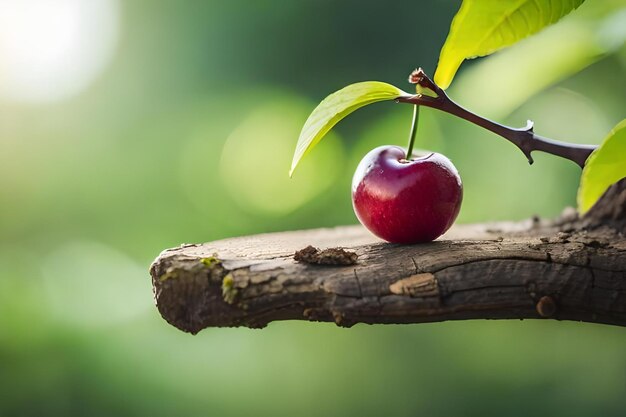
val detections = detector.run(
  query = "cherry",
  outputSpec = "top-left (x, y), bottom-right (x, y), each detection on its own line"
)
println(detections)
top-left (351, 145), bottom-right (463, 243)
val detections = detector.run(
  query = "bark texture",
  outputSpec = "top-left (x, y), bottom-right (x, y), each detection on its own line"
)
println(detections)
top-left (150, 179), bottom-right (626, 334)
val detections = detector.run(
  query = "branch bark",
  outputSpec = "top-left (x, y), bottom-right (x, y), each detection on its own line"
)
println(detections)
top-left (150, 179), bottom-right (626, 334)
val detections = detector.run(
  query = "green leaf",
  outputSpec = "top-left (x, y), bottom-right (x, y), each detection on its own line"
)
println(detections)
top-left (577, 119), bottom-right (626, 214)
top-left (290, 82), bottom-right (407, 177)
top-left (434, 0), bottom-right (586, 90)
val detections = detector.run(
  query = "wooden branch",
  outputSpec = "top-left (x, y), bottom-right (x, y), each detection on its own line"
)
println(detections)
top-left (150, 180), bottom-right (626, 333)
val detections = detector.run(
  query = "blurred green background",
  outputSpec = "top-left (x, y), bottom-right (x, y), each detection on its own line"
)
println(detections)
top-left (1, 1), bottom-right (625, 416)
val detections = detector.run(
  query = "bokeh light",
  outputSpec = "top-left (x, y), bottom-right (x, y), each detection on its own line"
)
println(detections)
top-left (220, 93), bottom-right (344, 216)
top-left (0, 0), bottom-right (119, 103)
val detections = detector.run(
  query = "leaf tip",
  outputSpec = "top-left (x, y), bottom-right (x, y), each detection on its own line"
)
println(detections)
top-left (433, 59), bottom-right (460, 90)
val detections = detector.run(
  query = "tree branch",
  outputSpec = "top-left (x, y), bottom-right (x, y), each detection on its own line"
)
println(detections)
top-left (150, 180), bottom-right (626, 334)
top-left (398, 69), bottom-right (597, 168)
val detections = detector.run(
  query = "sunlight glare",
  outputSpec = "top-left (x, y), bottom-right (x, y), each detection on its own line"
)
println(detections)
top-left (0, 0), bottom-right (119, 103)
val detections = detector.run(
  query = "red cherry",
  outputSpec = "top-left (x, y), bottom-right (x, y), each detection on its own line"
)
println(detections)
top-left (352, 145), bottom-right (463, 244)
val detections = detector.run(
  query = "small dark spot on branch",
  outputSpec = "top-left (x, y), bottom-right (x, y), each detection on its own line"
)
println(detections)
top-left (536, 295), bottom-right (557, 318)
top-left (294, 245), bottom-right (358, 266)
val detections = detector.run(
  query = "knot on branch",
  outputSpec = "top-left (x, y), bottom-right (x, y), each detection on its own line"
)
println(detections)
top-left (536, 295), bottom-right (557, 318)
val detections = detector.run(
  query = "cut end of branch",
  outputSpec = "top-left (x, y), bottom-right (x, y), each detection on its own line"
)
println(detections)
top-left (150, 251), bottom-right (246, 333)
top-left (406, 68), bottom-right (443, 97)
top-left (408, 68), bottom-right (426, 84)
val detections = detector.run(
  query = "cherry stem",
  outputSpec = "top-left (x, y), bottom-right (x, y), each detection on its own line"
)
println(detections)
top-left (399, 68), bottom-right (598, 168)
top-left (405, 105), bottom-right (420, 160)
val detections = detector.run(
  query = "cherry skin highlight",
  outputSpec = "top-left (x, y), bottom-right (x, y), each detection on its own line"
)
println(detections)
top-left (352, 145), bottom-right (463, 244)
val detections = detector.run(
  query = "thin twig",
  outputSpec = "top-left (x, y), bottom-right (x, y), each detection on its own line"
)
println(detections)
top-left (399, 68), bottom-right (597, 168)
